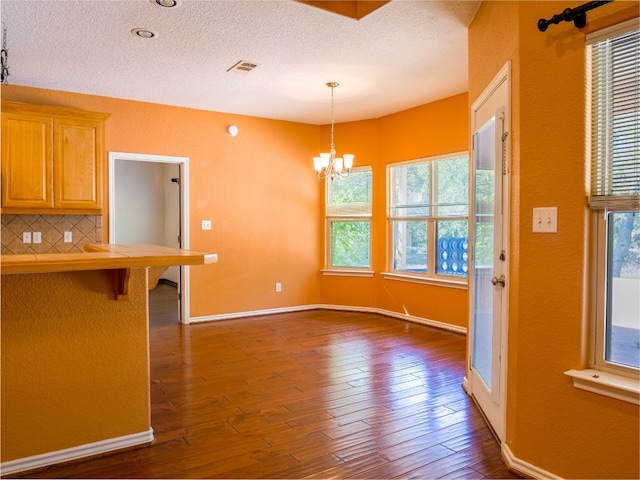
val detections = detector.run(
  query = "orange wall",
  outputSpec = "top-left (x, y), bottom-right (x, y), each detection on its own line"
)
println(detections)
top-left (320, 94), bottom-right (470, 329)
top-left (1, 85), bottom-right (323, 318)
top-left (2, 86), bottom-right (470, 329)
top-left (1, 268), bottom-right (150, 462)
top-left (470, 2), bottom-right (639, 478)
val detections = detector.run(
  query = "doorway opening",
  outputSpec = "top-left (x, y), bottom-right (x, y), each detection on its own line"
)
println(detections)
top-left (108, 152), bottom-right (191, 324)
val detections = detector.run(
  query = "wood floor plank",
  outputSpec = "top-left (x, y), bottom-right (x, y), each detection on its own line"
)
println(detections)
top-left (15, 286), bottom-right (520, 479)
top-left (304, 452), bottom-right (389, 479)
top-left (205, 451), bottom-right (301, 479)
top-left (267, 453), bottom-right (344, 479)
top-left (440, 425), bottom-right (497, 452)
top-left (400, 438), bottom-right (500, 480)
top-left (438, 466), bottom-right (483, 479)
top-left (356, 444), bottom-right (456, 479)
top-left (377, 418), bottom-right (486, 462)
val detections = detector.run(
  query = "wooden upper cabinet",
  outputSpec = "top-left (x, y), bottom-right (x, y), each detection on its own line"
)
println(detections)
top-left (54, 117), bottom-right (103, 210)
top-left (1, 101), bottom-right (109, 214)
top-left (2, 111), bottom-right (54, 209)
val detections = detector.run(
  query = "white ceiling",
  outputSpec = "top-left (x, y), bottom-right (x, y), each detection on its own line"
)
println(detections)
top-left (0, 0), bottom-right (480, 125)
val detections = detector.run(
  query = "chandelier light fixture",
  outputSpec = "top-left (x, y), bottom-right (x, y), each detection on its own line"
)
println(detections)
top-left (313, 82), bottom-right (354, 181)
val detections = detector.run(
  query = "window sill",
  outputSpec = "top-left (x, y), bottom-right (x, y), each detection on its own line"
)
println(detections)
top-left (321, 269), bottom-right (375, 277)
top-left (565, 369), bottom-right (640, 405)
top-left (381, 272), bottom-right (467, 289)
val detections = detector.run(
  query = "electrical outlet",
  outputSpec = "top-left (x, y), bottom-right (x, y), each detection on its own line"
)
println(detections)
top-left (22, 232), bottom-right (32, 244)
top-left (201, 220), bottom-right (212, 231)
top-left (33, 232), bottom-right (42, 244)
top-left (532, 207), bottom-right (558, 233)
top-left (275, 282), bottom-right (282, 293)
top-left (64, 231), bottom-right (73, 243)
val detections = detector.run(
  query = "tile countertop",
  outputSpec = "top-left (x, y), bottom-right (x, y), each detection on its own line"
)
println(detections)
top-left (0, 244), bottom-right (218, 275)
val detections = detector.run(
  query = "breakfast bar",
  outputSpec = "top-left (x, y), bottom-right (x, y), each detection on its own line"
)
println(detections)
top-left (0, 245), bottom-right (217, 474)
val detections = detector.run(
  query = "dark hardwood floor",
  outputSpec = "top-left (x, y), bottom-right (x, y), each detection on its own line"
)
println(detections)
top-left (21, 284), bottom-right (520, 479)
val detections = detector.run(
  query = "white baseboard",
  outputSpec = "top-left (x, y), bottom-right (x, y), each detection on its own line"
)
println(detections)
top-left (1, 429), bottom-right (154, 476)
top-left (189, 304), bottom-right (320, 322)
top-left (502, 443), bottom-right (562, 479)
top-left (189, 303), bottom-right (466, 334)
top-left (461, 376), bottom-right (470, 394)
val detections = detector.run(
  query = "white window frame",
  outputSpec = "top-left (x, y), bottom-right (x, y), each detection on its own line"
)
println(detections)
top-left (566, 19), bottom-right (640, 405)
top-left (322, 166), bottom-right (374, 276)
top-left (384, 152), bottom-right (469, 287)
top-left (591, 211), bottom-right (639, 379)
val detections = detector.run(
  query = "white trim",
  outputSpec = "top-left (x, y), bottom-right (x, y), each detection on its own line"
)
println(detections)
top-left (190, 304), bottom-right (467, 334)
top-left (386, 150), bottom-right (470, 168)
top-left (321, 269), bottom-right (375, 277)
top-left (586, 17), bottom-right (639, 45)
top-left (382, 272), bottom-right (468, 290)
top-left (565, 369), bottom-right (640, 405)
top-left (108, 152), bottom-right (191, 324)
top-left (461, 376), bottom-right (470, 394)
top-left (190, 304), bottom-right (319, 322)
top-left (502, 443), bottom-right (563, 480)
top-left (0, 429), bottom-right (154, 476)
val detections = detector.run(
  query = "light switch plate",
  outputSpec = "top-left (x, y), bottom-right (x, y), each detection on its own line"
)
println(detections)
top-left (64, 231), bottom-right (73, 243)
top-left (201, 220), bottom-right (212, 231)
top-left (22, 232), bottom-right (32, 244)
top-left (533, 207), bottom-right (558, 233)
top-left (33, 232), bottom-right (42, 244)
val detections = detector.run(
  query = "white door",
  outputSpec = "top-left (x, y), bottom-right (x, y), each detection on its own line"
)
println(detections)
top-left (468, 63), bottom-right (510, 441)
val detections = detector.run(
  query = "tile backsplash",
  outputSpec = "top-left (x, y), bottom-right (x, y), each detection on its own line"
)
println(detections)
top-left (1, 215), bottom-right (102, 255)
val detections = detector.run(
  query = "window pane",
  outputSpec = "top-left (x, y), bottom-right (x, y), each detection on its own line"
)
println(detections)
top-left (331, 221), bottom-right (370, 268)
top-left (392, 220), bottom-right (427, 273)
top-left (390, 162), bottom-right (431, 217)
top-left (435, 156), bottom-right (469, 216)
top-left (436, 220), bottom-right (469, 276)
top-left (606, 211), bottom-right (640, 369)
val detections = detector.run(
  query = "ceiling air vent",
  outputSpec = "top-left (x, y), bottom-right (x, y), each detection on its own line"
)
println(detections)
top-left (227, 60), bottom-right (259, 74)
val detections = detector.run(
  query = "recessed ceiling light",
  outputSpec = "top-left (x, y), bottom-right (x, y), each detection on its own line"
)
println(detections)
top-left (152, 0), bottom-right (179, 7)
top-left (131, 28), bottom-right (156, 39)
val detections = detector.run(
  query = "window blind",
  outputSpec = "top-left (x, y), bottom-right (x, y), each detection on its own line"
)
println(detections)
top-left (326, 167), bottom-right (372, 217)
top-left (389, 155), bottom-right (468, 218)
top-left (389, 161), bottom-right (430, 218)
top-left (588, 19), bottom-right (640, 210)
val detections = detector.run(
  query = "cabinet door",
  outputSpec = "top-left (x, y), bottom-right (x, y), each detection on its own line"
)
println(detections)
top-left (1, 113), bottom-right (54, 208)
top-left (54, 117), bottom-right (103, 210)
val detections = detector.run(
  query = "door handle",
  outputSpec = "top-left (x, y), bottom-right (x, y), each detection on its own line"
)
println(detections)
top-left (491, 274), bottom-right (506, 287)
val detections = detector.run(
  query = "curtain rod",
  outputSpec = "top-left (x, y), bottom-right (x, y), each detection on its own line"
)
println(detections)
top-left (538, 0), bottom-right (614, 32)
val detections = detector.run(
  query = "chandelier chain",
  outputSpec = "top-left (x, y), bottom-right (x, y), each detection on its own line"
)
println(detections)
top-left (330, 83), bottom-right (335, 154)
top-left (1, 22), bottom-right (8, 84)
top-left (313, 82), bottom-right (353, 182)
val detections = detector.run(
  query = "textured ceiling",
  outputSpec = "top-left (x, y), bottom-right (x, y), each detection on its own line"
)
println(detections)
top-left (0, 0), bottom-right (480, 125)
